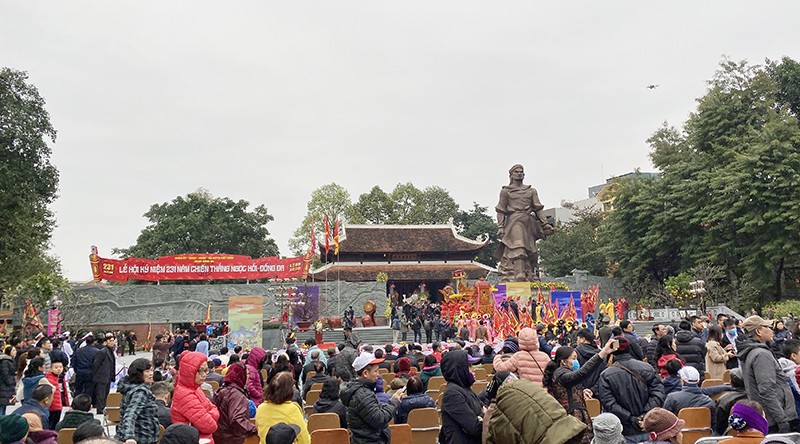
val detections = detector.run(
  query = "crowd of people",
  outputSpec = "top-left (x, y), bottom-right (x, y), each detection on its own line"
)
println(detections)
top-left (2, 311), bottom-right (800, 444)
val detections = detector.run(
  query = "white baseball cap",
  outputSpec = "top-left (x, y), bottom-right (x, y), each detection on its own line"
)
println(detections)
top-left (678, 366), bottom-right (700, 384)
top-left (352, 352), bottom-right (384, 373)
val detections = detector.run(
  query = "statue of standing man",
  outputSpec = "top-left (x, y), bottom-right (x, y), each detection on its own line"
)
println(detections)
top-left (495, 164), bottom-right (554, 282)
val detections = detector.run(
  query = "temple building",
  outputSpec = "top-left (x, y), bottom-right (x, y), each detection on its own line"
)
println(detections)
top-left (311, 224), bottom-right (496, 301)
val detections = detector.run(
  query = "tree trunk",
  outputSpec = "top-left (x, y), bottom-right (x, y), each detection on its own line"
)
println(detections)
top-left (774, 258), bottom-right (785, 302)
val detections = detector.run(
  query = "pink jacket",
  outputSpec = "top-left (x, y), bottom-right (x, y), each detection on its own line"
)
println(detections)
top-left (245, 347), bottom-right (267, 405)
top-left (172, 352), bottom-right (221, 443)
top-left (492, 327), bottom-right (551, 385)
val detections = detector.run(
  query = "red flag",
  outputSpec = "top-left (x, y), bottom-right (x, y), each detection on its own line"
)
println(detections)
top-left (324, 215), bottom-right (330, 255)
top-left (333, 218), bottom-right (340, 255)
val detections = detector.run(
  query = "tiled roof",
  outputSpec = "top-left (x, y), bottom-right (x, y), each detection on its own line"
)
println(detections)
top-left (331, 225), bottom-right (486, 254)
top-left (310, 262), bottom-right (495, 282)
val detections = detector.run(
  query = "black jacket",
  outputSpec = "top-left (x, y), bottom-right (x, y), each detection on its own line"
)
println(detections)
top-left (341, 379), bottom-right (399, 444)
top-left (0, 355), bottom-right (16, 406)
top-left (440, 350), bottom-right (483, 444)
top-left (623, 332), bottom-right (645, 361)
top-left (313, 398), bottom-right (347, 429)
top-left (72, 345), bottom-right (99, 375)
top-left (675, 330), bottom-right (706, 374)
top-left (644, 338), bottom-right (659, 369)
top-left (93, 345), bottom-right (116, 383)
top-left (597, 354), bottom-right (665, 436)
top-left (721, 330), bottom-right (747, 369)
top-left (574, 343), bottom-right (605, 393)
top-left (714, 390), bottom-right (747, 435)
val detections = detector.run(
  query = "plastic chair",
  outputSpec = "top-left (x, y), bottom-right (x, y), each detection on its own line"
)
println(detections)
top-left (701, 379), bottom-right (724, 388)
top-left (104, 407), bottom-right (121, 435)
top-left (722, 370), bottom-right (731, 384)
top-left (483, 363), bottom-right (494, 374)
top-left (57, 428), bottom-right (76, 444)
top-left (310, 428), bottom-right (349, 444)
top-left (306, 389), bottom-right (322, 405)
top-left (678, 407), bottom-right (713, 444)
top-left (243, 434), bottom-right (260, 444)
top-left (208, 381), bottom-right (220, 392)
top-left (306, 371), bottom-right (317, 380)
top-left (304, 405), bottom-right (315, 417)
top-left (310, 382), bottom-right (324, 392)
top-left (585, 398), bottom-right (601, 418)
top-left (106, 392), bottom-right (123, 408)
top-left (425, 389), bottom-right (439, 400)
top-left (308, 413), bottom-right (341, 433)
top-left (471, 381), bottom-right (488, 394)
top-left (427, 376), bottom-right (446, 392)
top-left (473, 367), bottom-right (487, 381)
top-left (390, 423), bottom-right (413, 444)
top-left (408, 407), bottom-right (441, 444)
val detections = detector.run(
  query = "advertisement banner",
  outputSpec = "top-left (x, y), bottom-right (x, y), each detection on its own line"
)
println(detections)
top-left (227, 296), bottom-right (264, 349)
top-left (506, 282), bottom-right (532, 302)
top-left (90, 251), bottom-right (309, 282)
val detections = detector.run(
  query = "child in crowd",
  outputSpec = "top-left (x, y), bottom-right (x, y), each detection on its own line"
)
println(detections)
top-left (44, 360), bottom-right (68, 430)
top-left (56, 395), bottom-right (94, 431)
top-left (662, 359), bottom-right (684, 395)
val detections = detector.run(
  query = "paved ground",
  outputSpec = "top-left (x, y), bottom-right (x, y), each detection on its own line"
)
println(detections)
top-left (6, 351), bottom-right (147, 436)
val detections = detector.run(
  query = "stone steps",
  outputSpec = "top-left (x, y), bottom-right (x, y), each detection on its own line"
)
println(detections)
top-left (295, 326), bottom-right (396, 347)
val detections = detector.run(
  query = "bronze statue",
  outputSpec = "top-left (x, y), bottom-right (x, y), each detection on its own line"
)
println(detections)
top-left (495, 164), bottom-right (554, 282)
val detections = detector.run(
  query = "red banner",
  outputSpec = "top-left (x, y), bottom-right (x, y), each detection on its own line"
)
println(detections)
top-left (90, 251), bottom-right (308, 282)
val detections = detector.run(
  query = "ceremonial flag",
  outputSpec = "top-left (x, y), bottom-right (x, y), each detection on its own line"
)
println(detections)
top-left (205, 301), bottom-right (211, 324)
top-left (537, 287), bottom-right (544, 305)
top-left (324, 215), bottom-right (330, 255)
top-left (333, 217), bottom-right (340, 255)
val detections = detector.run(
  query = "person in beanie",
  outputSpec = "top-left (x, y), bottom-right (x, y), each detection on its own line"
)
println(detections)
top-left (725, 400), bottom-right (769, 444)
top-left (738, 315), bottom-right (798, 433)
top-left (0, 414), bottom-right (29, 444)
top-left (213, 362), bottom-right (257, 444)
top-left (341, 351), bottom-right (404, 444)
top-left (590, 413), bottom-right (625, 444)
top-left (640, 408), bottom-right (685, 444)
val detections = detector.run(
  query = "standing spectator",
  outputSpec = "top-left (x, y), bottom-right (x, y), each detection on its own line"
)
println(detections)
top-left (440, 350), bottom-right (483, 444)
top-left (645, 323), bottom-right (669, 369)
top-left (738, 315), bottom-right (797, 433)
top-left (213, 362), bottom-right (257, 444)
top-left (195, 335), bottom-right (209, 357)
top-left (116, 358), bottom-right (160, 444)
top-left (47, 339), bottom-right (69, 370)
top-left (722, 318), bottom-right (746, 370)
top-left (92, 334), bottom-right (116, 415)
top-left (334, 330), bottom-right (360, 382)
top-left (255, 372), bottom-right (310, 444)
top-left (21, 357), bottom-right (46, 403)
top-left (312, 379), bottom-right (347, 429)
top-left (774, 320), bottom-right (792, 348)
top-left (44, 361), bottom-right (68, 430)
top-left (171, 351), bottom-right (220, 442)
top-left (492, 327), bottom-right (551, 385)
top-left (150, 382), bottom-right (173, 428)
top-left (341, 352), bottom-right (403, 444)
top-left (55, 395), bottom-right (94, 431)
top-left (705, 325), bottom-right (732, 380)
top-left (656, 335), bottom-right (683, 379)
top-left (400, 315), bottom-right (410, 342)
top-left (71, 336), bottom-right (98, 401)
top-left (574, 329), bottom-right (605, 393)
top-left (244, 347), bottom-right (266, 404)
top-left (619, 321), bottom-right (644, 360)
top-left (391, 316), bottom-right (401, 343)
top-left (424, 317), bottom-right (434, 344)
top-left (394, 376), bottom-right (435, 424)
top-left (152, 334), bottom-right (174, 363)
top-left (675, 320), bottom-right (706, 376)
top-left (37, 338), bottom-right (52, 372)
top-left (126, 332), bottom-right (137, 356)
top-left (1, 345), bottom-right (17, 415)
top-left (597, 335), bottom-right (665, 442)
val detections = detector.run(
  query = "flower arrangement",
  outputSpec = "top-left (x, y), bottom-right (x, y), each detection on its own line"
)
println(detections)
top-left (376, 272), bottom-right (388, 282)
top-left (530, 282), bottom-right (570, 291)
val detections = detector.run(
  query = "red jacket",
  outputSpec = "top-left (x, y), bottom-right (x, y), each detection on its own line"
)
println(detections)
top-left (171, 352), bottom-right (220, 443)
top-left (45, 372), bottom-right (69, 412)
top-left (657, 354), bottom-right (683, 379)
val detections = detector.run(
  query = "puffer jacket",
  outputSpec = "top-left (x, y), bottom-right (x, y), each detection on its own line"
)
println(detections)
top-left (334, 335), bottom-right (360, 381)
top-left (492, 328), bottom-right (551, 385)
top-left (116, 379), bottom-right (161, 444)
top-left (313, 398), bottom-right (347, 429)
top-left (0, 354), bottom-right (15, 406)
top-left (341, 378), bottom-right (399, 444)
top-left (675, 330), bottom-right (706, 374)
top-left (486, 379), bottom-right (587, 444)
top-left (662, 385), bottom-right (715, 421)
top-left (597, 354), bottom-right (665, 436)
top-left (212, 384), bottom-right (257, 444)
top-left (22, 374), bottom-right (46, 402)
top-left (419, 365), bottom-right (443, 390)
top-left (171, 351), bottom-right (220, 443)
top-left (441, 350), bottom-right (483, 444)
top-left (244, 347), bottom-right (266, 404)
top-left (45, 372), bottom-right (69, 412)
top-left (394, 392), bottom-right (435, 424)
top-left (738, 339), bottom-right (797, 428)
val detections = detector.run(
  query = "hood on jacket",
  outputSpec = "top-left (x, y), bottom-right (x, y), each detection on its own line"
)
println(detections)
top-left (518, 328), bottom-right (540, 352)
top-left (177, 351), bottom-right (208, 389)
top-left (223, 362), bottom-right (247, 389)
top-left (441, 350), bottom-right (472, 388)
top-left (246, 347), bottom-right (266, 368)
top-left (675, 330), bottom-right (697, 343)
top-left (738, 339), bottom-right (770, 361)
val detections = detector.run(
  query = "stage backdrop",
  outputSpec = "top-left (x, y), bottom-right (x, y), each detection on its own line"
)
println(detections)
top-left (228, 296), bottom-right (263, 349)
top-left (551, 291), bottom-right (582, 321)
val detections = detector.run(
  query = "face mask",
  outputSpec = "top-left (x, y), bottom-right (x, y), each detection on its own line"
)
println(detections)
top-left (571, 360), bottom-right (580, 372)
top-left (726, 329), bottom-right (737, 338)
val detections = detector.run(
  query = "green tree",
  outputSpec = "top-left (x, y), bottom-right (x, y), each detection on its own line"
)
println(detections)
top-left (8, 272), bottom-right (95, 333)
top-left (539, 208), bottom-right (607, 277)
top-left (289, 183), bottom-right (353, 255)
top-left (453, 203), bottom-right (499, 266)
top-left (420, 186), bottom-right (460, 224)
top-left (0, 68), bottom-right (60, 303)
top-left (115, 189), bottom-right (279, 258)
top-left (351, 186), bottom-right (393, 224)
top-left (389, 182), bottom-right (426, 224)
top-left (351, 183), bottom-right (460, 225)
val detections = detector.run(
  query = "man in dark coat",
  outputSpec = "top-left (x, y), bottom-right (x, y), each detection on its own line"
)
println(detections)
top-left (619, 320), bottom-right (645, 361)
top-left (72, 336), bottom-right (100, 400)
top-left (721, 318), bottom-right (746, 369)
top-left (574, 328), bottom-right (606, 393)
top-left (597, 335), bottom-right (665, 442)
top-left (92, 334), bottom-right (116, 414)
top-left (645, 323), bottom-right (668, 369)
top-left (341, 352), bottom-right (403, 444)
top-left (675, 320), bottom-right (706, 376)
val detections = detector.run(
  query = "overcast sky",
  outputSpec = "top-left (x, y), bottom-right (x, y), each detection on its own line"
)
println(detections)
top-left (2, 2), bottom-right (798, 282)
